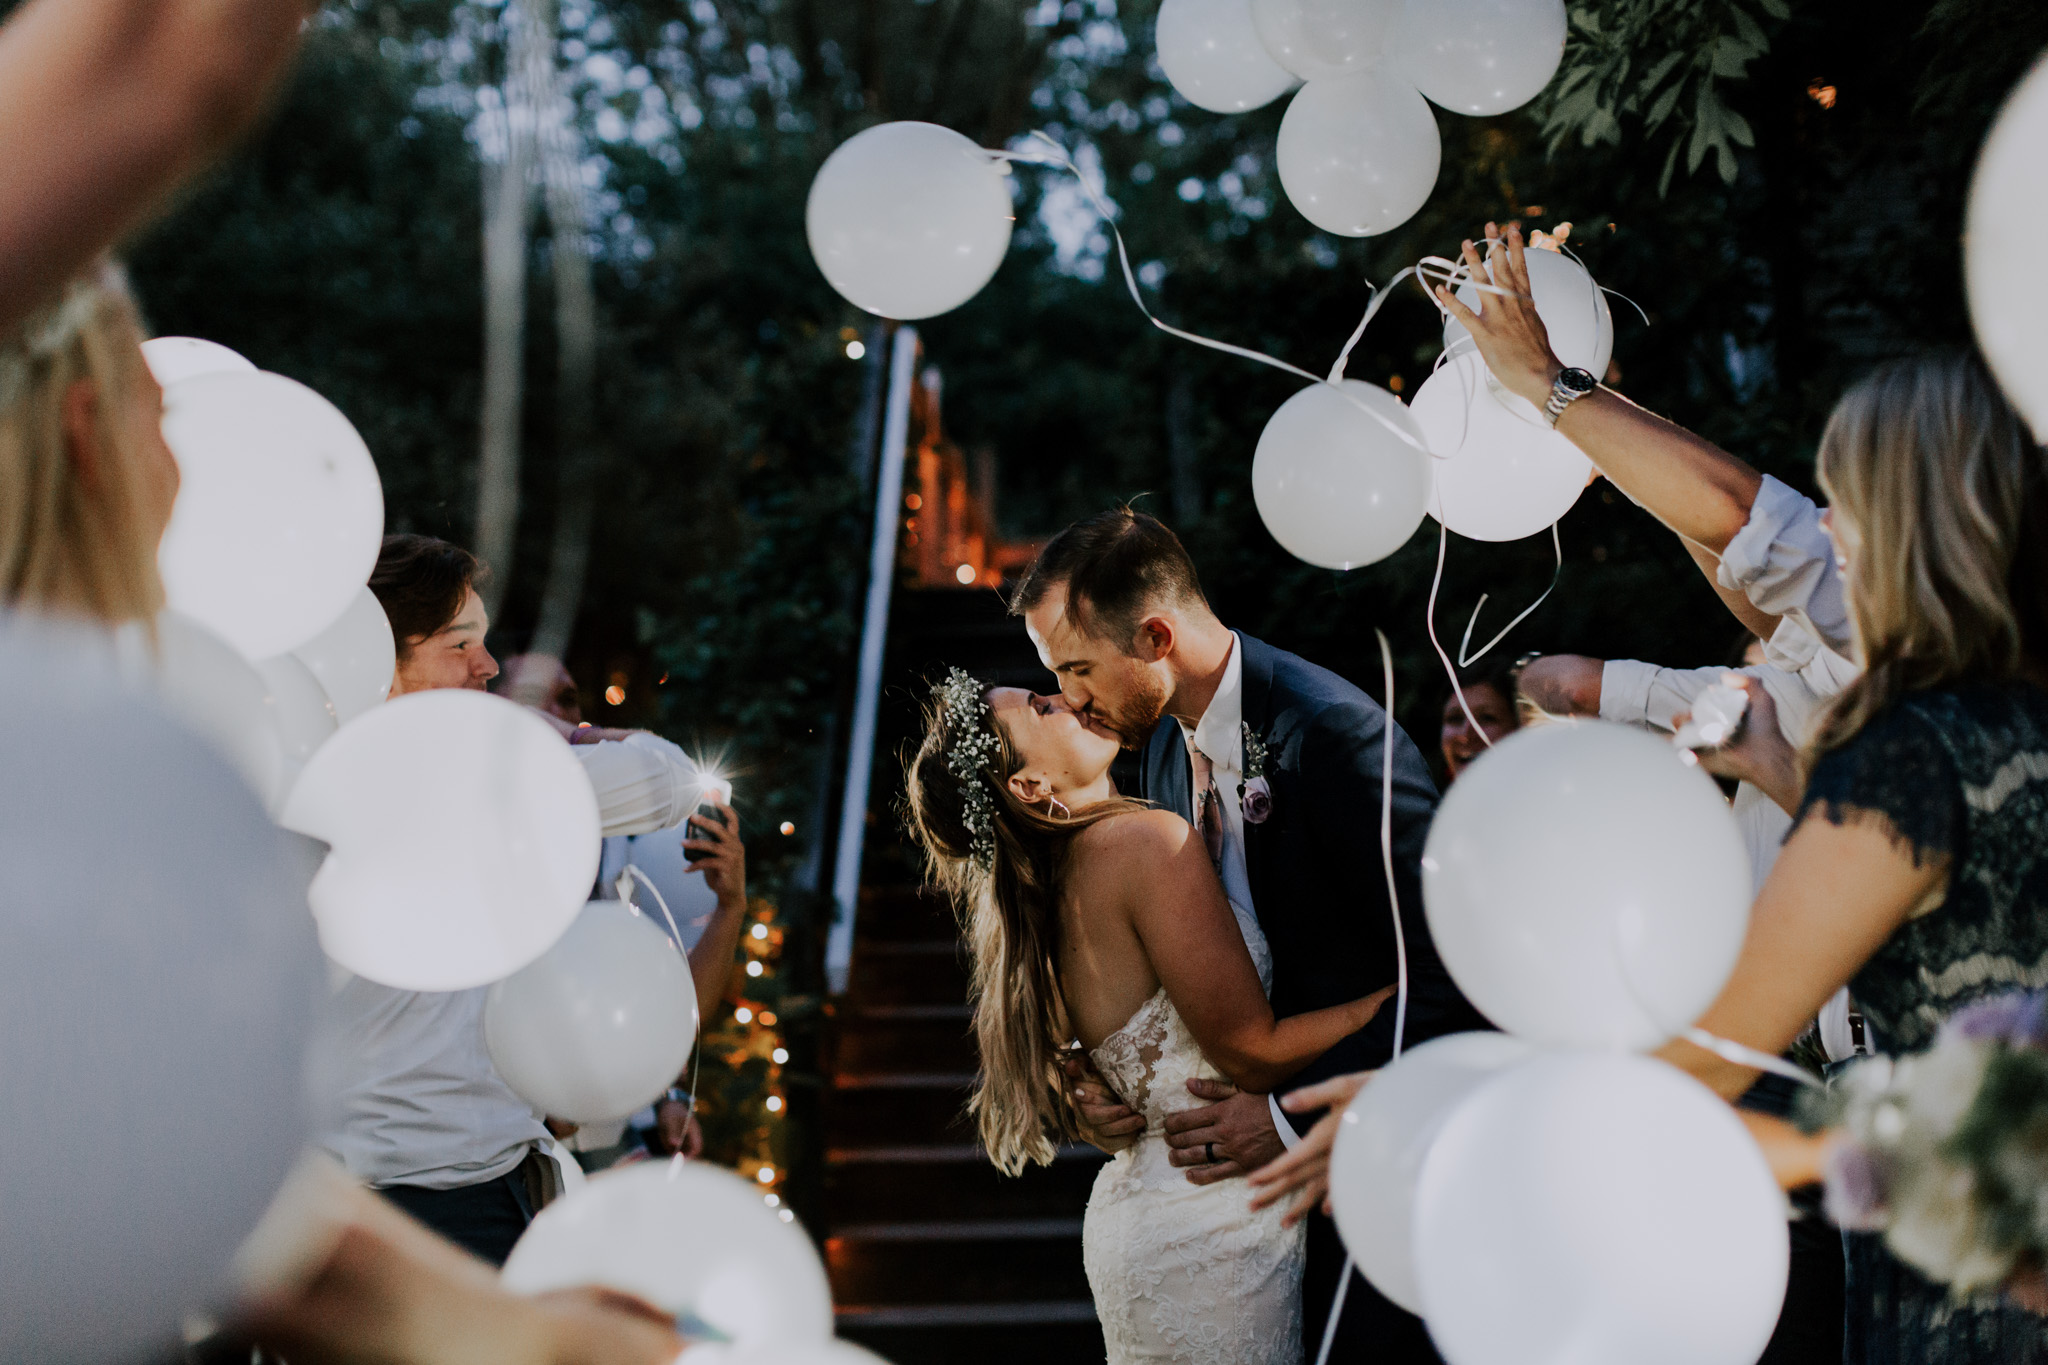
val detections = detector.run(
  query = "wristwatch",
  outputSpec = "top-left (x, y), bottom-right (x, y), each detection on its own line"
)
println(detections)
top-left (1542, 366), bottom-right (1599, 426)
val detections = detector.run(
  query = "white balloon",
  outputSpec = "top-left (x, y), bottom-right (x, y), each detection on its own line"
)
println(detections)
top-left (1444, 245), bottom-right (1613, 398)
top-left (1421, 722), bottom-right (1751, 1050)
top-left (158, 370), bottom-right (385, 662)
top-left (292, 587), bottom-right (396, 726)
top-left (1253, 379), bottom-right (1430, 569)
top-left (1967, 53), bottom-right (2048, 442)
top-left (1413, 1052), bottom-right (1787, 1365)
top-left (1157, 0), bottom-right (1300, 113)
top-left (1276, 71), bottom-right (1442, 237)
top-left (485, 899), bottom-right (700, 1124)
top-left (140, 336), bottom-right (257, 387)
top-left (278, 690), bottom-right (601, 992)
top-left (503, 1161), bottom-right (834, 1345)
top-left (1250, 0), bottom-right (1399, 82)
top-left (806, 121), bottom-right (1015, 321)
top-left (115, 611), bottom-right (288, 810)
top-left (1412, 350), bottom-right (1591, 540)
top-left (1329, 1032), bottom-right (1531, 1312)
top-left (0, 620), bottom-right (323, 1360)
top-left (1392, 0), bottom-right (1566, 116)
top-left (257, 653), bottom-right (339, 782)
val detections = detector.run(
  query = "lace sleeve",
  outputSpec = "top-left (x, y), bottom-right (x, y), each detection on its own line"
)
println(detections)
top-left (1797, 703), bottom-right (1961, 867)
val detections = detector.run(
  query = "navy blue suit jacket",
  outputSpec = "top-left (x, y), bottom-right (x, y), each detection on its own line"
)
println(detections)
top-left (1139, 634), bottom-right (1488, 1132)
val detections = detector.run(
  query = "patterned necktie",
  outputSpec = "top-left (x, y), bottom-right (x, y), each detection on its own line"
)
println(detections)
top-left (1187, 740), bottom-right (1226, 869)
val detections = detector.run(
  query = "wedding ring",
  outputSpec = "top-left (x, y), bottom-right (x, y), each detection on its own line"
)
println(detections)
top-left (1205, 1142), bottom-right (1217, 1165)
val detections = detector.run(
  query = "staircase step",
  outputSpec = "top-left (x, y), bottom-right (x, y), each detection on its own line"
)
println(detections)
top-left (837, 1302), bottom-right (1104, 1365)
top-left (833, 1009), bottom-right (976, 1073)
top-left (842, 942), bottom-right (969, 1009)
top-left (823, 1143), bottom-right (1105, 1225)
top-left (825, 1220), bottom-right (1094, 1304)
top-left (824, 1073), bottom-right (977, 1145)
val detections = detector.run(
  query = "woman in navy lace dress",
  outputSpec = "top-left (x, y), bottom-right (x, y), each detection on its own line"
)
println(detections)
top-left (1644, 352), bottom-right (2048, 1363)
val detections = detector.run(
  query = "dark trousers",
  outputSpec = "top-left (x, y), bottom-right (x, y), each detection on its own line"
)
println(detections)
top-left (1303, 1211), bottom-right (1444, 1364)
top-left (378, 1165), bottom-right (538, 1267)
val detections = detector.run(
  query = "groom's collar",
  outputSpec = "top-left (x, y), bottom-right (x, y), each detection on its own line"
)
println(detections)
top-left (1235, 632), bottom-right (1276, 733)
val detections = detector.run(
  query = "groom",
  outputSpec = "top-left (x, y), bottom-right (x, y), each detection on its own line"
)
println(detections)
top-left (1012, 507), bottom-right (1486, 1363)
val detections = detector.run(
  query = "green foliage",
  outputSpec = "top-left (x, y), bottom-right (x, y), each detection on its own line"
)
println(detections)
top-left (1540, 0), bottom-right (1788, 191)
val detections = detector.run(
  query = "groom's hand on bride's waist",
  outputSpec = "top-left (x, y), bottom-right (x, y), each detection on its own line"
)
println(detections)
top-left (1164, 1080), bottom-right (1286, 1185)
top-left (1062, 1052), bottom-right (1144, 1152)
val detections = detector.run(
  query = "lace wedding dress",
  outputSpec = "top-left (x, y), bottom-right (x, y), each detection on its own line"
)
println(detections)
top-left (1082, 900), bottom-right (1305, 1364)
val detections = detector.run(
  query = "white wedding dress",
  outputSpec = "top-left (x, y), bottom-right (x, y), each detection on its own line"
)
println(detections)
top-left (1081, 900), bottom-right (1305, 1364)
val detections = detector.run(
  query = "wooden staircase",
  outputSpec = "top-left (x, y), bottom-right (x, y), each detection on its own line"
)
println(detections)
top-left (823, 589), bottom-right (1109, 1364)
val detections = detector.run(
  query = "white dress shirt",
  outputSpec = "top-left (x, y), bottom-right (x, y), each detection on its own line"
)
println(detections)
top-left (1176, 634), bottom-right (1303, 1148)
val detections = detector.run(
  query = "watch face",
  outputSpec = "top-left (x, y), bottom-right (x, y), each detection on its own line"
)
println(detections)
top-left (1558, 367), bottom-right (1598, 394)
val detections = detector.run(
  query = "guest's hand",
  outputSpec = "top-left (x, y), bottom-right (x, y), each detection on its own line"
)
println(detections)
top-left (653, 1100), bottom-right (704, 1158)
top-left (1164, 1079), bottom-right (1286, 1185)
top-left (1435, 221), bottom-right (1564, 410)
top-left (1062, 1050), bottom-right (1144, 1152)
top-left (1678, 675), bottom-right (1802, 815)
top-left (683, 802), bottom-right (746, 907)
top-left (1247, 1072), bottom-right (1375, 1226)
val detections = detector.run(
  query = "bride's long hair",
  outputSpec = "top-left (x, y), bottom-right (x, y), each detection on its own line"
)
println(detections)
top-left (902, 671), bottom-right (1147, 1173)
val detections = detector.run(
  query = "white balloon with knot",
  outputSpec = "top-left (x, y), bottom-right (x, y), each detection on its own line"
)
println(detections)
top-left (1253, 378), bottom-right (1430, 569)
top-left (503, 1160), bottom-right (834, 1346)
top-left (806, 121), bottom-right (1015, 321)
top-left (1157, 0), bottom-right (1299, 113)
top-left (279, 689), bottom-right (601, 992)
top-left (1967, 52), bottom-right (2048, 442)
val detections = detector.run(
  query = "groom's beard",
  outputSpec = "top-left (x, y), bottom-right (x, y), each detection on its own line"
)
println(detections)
top-left (1093, 671), bottom-right (1171, 751)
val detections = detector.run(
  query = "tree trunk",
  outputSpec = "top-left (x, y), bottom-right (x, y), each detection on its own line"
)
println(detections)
top-left (527, 109), bottom-right (599, 661)
top-left (475, 0), bottom-right (550, 615)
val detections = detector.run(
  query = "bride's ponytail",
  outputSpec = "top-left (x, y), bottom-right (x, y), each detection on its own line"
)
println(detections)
top-left (902, 676), bottom-right (1143, 1174)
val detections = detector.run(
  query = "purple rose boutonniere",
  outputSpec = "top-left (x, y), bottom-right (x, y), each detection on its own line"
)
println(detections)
top-left (1241, 723), bottom-right (1272, 825)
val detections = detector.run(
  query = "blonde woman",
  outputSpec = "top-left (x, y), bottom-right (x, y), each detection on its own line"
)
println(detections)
top-left (1260, 229), bottom-right (2048, 1362)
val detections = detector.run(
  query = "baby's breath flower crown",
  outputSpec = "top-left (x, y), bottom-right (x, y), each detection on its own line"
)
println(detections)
top-left (934, 667), bottom-right (1001, 869)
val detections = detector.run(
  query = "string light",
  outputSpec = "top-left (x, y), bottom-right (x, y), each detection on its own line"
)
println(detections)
top-left (756, 1165), bottom-right (775, 1184)
top-left (779, 821), bottom-right (795, 835)
top-left (746, 960), bottom-right (764, 977)
top-left (766, 1095), bottom-right (784, 1112)
top-left (772, 1048), bottom-right (789, 1064)
top-left (752, 923), bottom-right (770, 940)
top-left (846, 339), bottom-right (866, 359)
top-left (735, 1006), bottom-right (753, 1023)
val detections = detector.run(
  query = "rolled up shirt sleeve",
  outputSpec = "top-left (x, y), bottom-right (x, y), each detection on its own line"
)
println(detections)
top-left (572, 732), bottom-right (700, 837)
top-left (1714, 474), bottom-right (1853, 656)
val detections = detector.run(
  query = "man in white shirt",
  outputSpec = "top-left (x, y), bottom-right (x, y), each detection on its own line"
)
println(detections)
top-left (320, 536), bottom-right (745, 1264)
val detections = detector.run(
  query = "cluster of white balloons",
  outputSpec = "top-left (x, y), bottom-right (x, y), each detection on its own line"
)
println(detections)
top-left (1414, 242), bottom-right (1610, 541)
top-left (1161, 0), bottom-right (1568, 237)
top-left (1326, 721), bottom-right (1789, 1365)
top-left (137, 336), bottom-right (396, 811)
top-left (1967, 52), bottom-right (2048, 443)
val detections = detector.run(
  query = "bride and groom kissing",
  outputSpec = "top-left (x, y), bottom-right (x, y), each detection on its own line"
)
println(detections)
top-left (904, 507), bottom-right (1490, 1364)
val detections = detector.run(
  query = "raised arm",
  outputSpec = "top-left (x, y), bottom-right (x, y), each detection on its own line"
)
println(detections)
top-left (1437, 222), bottom-right (1762, 554)
top-left (1104, 812), bottom-right (1391, 1095)
top-left (0, 0), bottom-right (310, 330)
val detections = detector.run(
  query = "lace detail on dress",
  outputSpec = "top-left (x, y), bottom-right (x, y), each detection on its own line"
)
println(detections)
top-left (1080, 914), bottom-right (1303, 1364)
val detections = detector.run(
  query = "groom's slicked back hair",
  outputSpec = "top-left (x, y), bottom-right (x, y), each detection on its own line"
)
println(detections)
top-left (1010, 506), bottom-right (1210, 650)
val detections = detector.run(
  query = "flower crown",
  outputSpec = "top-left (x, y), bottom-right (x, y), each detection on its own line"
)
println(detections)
top-left (934, 667), bottom-right (1001, 868)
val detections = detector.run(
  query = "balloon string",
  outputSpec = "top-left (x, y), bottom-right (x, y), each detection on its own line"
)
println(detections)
top-left (622, 862), bottom-right (705, 1142)
top-left (1314, 1256), bottom-right (1354, 1365)
top-left (1377, 629), bottom-right (1409, 1062)
top-left (993, 133), bottom-right (1438, 454)
top-left (1606, 916), bottom-right (1825, 1093)
top-left (1455, 523), bottom-right (1563, 668)
top-left (1425, 522), bottom-right (1495, 750)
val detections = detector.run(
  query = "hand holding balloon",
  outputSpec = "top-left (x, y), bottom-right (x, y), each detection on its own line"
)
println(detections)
top-left (1435, 222), bottom-right (1569, 412)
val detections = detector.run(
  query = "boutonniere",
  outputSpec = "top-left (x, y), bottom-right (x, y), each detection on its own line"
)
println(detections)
top-left (1240, 723), bottom-right (1273, 825)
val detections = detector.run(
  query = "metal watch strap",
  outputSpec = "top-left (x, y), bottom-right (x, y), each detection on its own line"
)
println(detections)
top-left (1543, 369), bottom-right (1596, 427)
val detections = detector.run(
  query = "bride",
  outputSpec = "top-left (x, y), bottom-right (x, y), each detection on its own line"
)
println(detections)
top-left (904, 669), bottom-right (1392, 1364)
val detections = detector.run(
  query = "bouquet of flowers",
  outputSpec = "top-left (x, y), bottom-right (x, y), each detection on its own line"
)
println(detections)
top-left (1822, 992), bottom-right (2048, 1293)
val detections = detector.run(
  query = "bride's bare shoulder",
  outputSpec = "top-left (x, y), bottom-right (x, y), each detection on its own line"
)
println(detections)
top-left (1069, 807), bottom-right (1198, 869)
